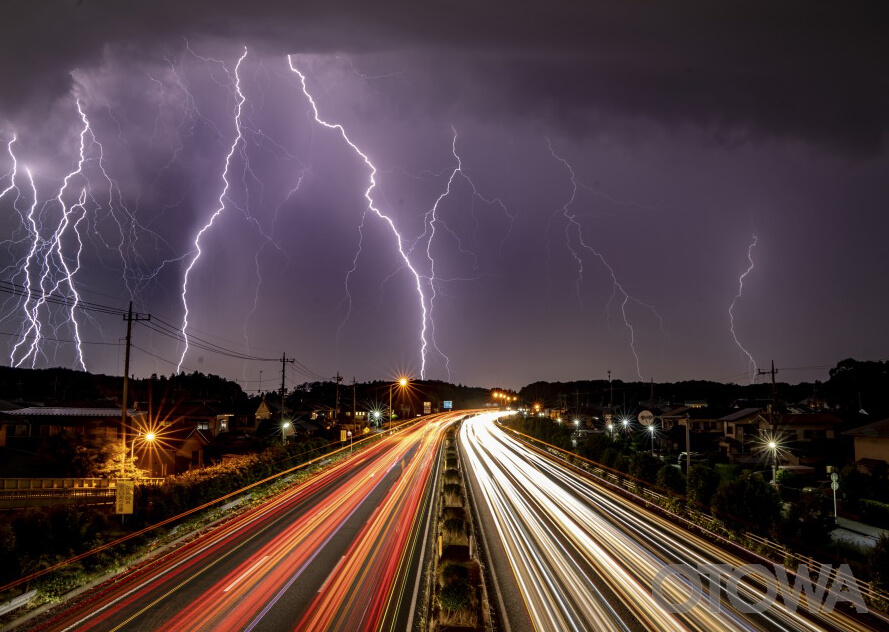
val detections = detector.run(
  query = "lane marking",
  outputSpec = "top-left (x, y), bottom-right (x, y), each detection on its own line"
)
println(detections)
top-left (318, 556), bottom-right (346, 593)
top-left (222, 555), bottom-right (269, 593)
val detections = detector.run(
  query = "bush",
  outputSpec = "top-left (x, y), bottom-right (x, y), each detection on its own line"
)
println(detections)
top-left (442, 518), bottom-right (466, 537)
top-left (860, 499), bottom-right (889, 529)
top-left (439, 580), bottom-right (472, 611)
top-left (687, 464), bottom-right (721, 509)
top-left (656, 465), bottom-right (686, 495)
top-left (869, 533), bottom-right (889, 592)
top-left (442, 483), bottom-right (463, 497)
top-left (439, 561), bottom-right (469, 585)
top-left (629, 453), bottom-right (660, 484)
top-left (711, 473), bottom-right (781, 534)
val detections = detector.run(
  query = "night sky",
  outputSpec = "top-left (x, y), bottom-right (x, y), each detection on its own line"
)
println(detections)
top-left (1, 1), bottom-right (887, 390)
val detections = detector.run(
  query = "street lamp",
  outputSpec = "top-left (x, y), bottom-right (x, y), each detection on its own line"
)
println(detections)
top-left (130, 431), bottom-right (157, 474)
top-left (607, 423), bottom-right (614, 439)
top-left (768, 440), bottom-right (778, 485)
top-left (621, 418), bottom-right (630, 436)
top-left (389, 377), bottom-right (409, 433)
top-left (648, 423), bottom-right (656, 455)
top-left (282, 421), bottom-right (291, 445)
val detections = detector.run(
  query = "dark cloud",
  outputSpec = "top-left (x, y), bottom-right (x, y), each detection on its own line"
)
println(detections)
top-left (3, 1), bottom-right (887, 151)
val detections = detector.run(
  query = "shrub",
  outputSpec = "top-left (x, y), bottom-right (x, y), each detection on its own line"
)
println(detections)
top-left (442, 483), bottom-right (463, 497)
top-left (687, 464), bottom-right (721, 509)
top-left (860, 499), bottom-right (889, 529)
top-left (442, 518), bottom-right (466, 537)
top-left (656, 465), bottom-right (686, 495)
top-left (711, 473), bottom-right (781, 534)
top-left (439, 561), bottom-right (469, 585)
top-left (869, 533), bottom-right (889, 591)
top-left (439, 580), bottom-right (472, 611)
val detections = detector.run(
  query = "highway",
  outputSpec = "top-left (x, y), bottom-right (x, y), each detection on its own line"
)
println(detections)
top-left (21, 413), bottom-right (457, 632)
top-left (460, 413), bottom-right (882, 632)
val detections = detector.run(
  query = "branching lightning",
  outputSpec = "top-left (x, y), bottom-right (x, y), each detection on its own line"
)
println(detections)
top-left (547, 139), bottom-right (664, 380)
top-left (177, 48), bottom-right (248, 373)
top-left (288, 56), bottom-right (433, 378)
top-left (729, 234), bottom-right (758, 383)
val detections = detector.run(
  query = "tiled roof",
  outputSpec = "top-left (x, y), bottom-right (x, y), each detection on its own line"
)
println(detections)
top-left (719, 407), bottom-right (762, 422)
top-left (2, 407), bottom-right (141, 417)
top-left (844, 418), bottom-right (889, 438)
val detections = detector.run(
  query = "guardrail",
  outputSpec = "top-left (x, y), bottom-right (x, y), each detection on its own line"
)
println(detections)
top-left (0, 478), bottom-right (164, 510)
top-left (499, 424), bottom-right (889, 610)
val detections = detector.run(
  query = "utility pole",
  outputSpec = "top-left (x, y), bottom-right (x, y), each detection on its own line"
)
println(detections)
top-left (352, 377), bottom-right (357, 426)
top-left (121, 301), bottom-right (150, 476)
top-left (757, 360), bottom-right (779, 431)
top-left (333, 372), bottom-right (343, 423)
top-left (607, 370), bottom-right (613, 410)
top-left (280, 353), bottom-right (295, 441)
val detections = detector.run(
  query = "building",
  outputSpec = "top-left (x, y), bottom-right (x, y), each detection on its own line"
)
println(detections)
top-left (0, 407), bottom-right (145, 450)
top-left (843, 418), bottom-right (889, 473)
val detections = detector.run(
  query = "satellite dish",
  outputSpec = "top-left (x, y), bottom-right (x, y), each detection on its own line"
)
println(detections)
top-left (638, 411), bottom-right (654, 426)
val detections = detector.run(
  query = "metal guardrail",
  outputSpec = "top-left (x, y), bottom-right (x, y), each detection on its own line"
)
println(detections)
top-left (0, 478), bottom-right (164, 510)
top-left (500, 425), bottom-right (889, 608)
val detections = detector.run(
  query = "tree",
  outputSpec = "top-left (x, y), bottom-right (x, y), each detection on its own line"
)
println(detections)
top-left (656, 465), bottom-right (686, 495)
top-left (772, 494), bottom-right (833, 551)
top-left (686, 464), bottom-right (721, 509)
top-left (711, 473), bottom-right (781, 533)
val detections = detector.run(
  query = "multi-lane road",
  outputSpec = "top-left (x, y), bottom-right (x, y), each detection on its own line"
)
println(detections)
top-left (21, 413), bottom-right (459, 632)
top-left (460, 412), bottom-right (883, 632)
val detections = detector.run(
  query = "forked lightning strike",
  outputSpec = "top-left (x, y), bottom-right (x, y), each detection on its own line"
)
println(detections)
top-left (729, 234), bottom-right (758, 383)
top-left (288, 56), bottom-right (433, 378)
top-left (547, 139), bottom-right (664, 380)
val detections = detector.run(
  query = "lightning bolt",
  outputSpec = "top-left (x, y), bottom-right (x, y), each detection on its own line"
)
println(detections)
top-left (177, 47), bottom-right (248, 373)
top-left (729, 234), bottom-right (758, 383)
top-left (547, 139), bottom-right (664, 380)
top-left (288, 56), bottom-right (432, 378)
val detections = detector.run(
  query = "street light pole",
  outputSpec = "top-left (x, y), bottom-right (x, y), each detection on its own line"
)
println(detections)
top-left (768, 441), bottom-right (778, 485)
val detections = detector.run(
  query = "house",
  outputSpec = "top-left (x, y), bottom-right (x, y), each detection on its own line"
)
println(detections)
top-left (719, 408), bottom-right (842, 468)
top-left (659, 406), bottom-right (730, 454)
top-left (0, 407), bottom-right (146, 450)
top-left (843, 418), bottom-right (889, 473)
top-left (138, 426), bottom-right (213, 477)
top-left (157, 401), bottom-right (231, 438)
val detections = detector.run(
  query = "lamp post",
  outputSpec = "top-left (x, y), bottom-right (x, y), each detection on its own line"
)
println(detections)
top-left (607, 423), bottom-right (614, 439)
top-left (389, 377), bottom-right (409, 433)
top-left (649, 423), bottom-right (656, 456)
top-left (130, 432), bottom-right (156, 475)
top-left (282, 421), bottom-right (291, 445)
top-left (768, 440), bottom-right (778, 486)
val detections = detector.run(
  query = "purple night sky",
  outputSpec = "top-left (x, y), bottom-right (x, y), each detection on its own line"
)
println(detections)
top-left (1, 1), bottom-right (887, 390)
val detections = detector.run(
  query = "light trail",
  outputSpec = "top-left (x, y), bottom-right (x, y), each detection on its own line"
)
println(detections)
top-left (729, 234), bottom-right (758, 383)
top-left (461, 415), bottom-right (875, 632)
top-left (32, 413), bottom-right (459, 632)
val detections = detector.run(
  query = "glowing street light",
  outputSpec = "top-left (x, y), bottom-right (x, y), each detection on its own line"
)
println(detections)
top-left (390, 377), bottom-right (410, 433)
top-left (130, 431), bottom-right (157, 472)
top-left (648, 423), bottom-right (656, 455)
top-left (282, 421), bottom-right (291, 445)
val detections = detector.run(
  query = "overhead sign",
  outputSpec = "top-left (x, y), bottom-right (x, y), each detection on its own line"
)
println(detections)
top-left (638, 411), bottom-right (654, 426)
top-left (443, 401), bottom-right (453, 409)
top-left (115, 480), bottom-right (134, 515)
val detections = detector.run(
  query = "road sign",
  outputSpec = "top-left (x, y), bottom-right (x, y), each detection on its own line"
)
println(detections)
top-left (423, 401), bottom-right (432, 415)
top-left (443, 401), bottom-right (453, 409)
top-left (115, 480), bottom-right (134, 515)
top-left (831, 482), bottom-right (839, 491)
top-left (638, 411), bottom-right (654, 426)
top-left (830, 472), bottom-right (838, 482)
top-left (340, 429), bottom-right (347, 442)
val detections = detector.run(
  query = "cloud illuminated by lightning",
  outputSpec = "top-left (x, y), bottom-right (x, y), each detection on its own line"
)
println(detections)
top-left (177, 48), bottom-right (248, 373)
top-left (547, 139), bottom-right (664, 380)
top-left (729, 234), bottom-right (758, 383)
top-left (288, 56), bottom-right (432, 378)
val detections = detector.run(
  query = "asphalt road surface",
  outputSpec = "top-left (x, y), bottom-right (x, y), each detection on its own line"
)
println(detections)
top-left (21, 413), bottom-right (458, 632)
top-left (459, 413), bottom-right (885, 632)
